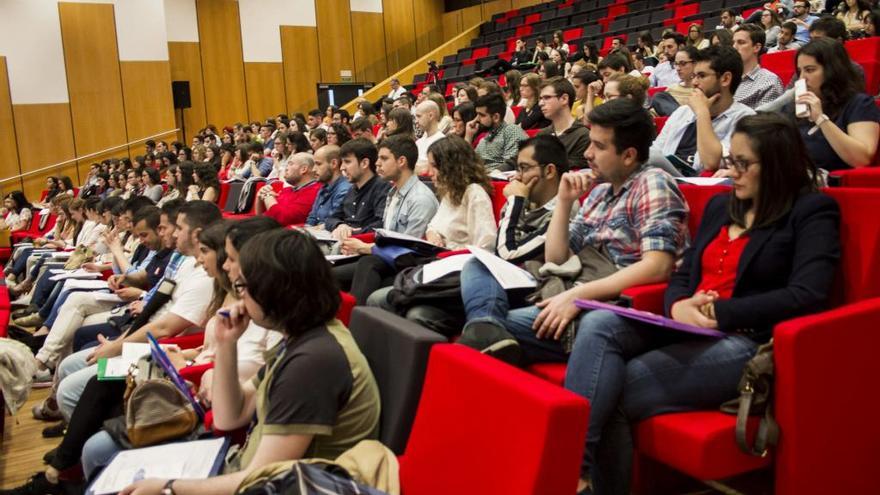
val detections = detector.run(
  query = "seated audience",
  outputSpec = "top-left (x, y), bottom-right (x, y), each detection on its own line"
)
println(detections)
top-left (254, 153), bottom-right (321, 226)
top-left (350, 118), bottom-right (377, 143)
top-left (140, 168), bottom-right (164, 203)
top-left (687, 23), bottom-right (710, 49)
top-left (0, 191), bottom-right (33, 232)
top-left (666, 46), bottom-right (699, 106)
top-left (414, 100), bottom-right (446, 174)
top-left (769, 21), bottom-right (802, 52)
top-left (327, 123), bottom-right (352, 146)
top-left (539, 77), bottom-right (590, 169)
top-left (510, 38), bottom-right (533, 67)
top-left (336, 136), bottom-right (440, 303)
top-left (457, 98), bottom-right (687, 364)
top-left (381, 107), bottom-right (415, 141)
top-left (466, 93), bottom-right (528, 171)
top-left (836, 0), bottom-right (871, 34)
top-left (309, 127), bottom-right (328, 151)
top-left (516, 73), bottom-right (552, 130)
top-left (733, 24), bottom-right (784, 108)
top-left (788, 38), bottom-right (880, 170)
top-left (306, 145), bottom-right (351, 228)
top-left (449, 102), bottom-right (476, 138)
top-left (650, 32), bottom-right (684, 87)
top-left (790, 0), bottom-right (819, 44)
top-left (571, 70), bottom-right (601, 123)
top-left (324, 139), bottom-right (392, 239)
top-left (650, 45), bottom-right (755, 174)
top-left (566, 113), bottom-right (840, 495)
top-left (187, 164), bottom-right (220, 203)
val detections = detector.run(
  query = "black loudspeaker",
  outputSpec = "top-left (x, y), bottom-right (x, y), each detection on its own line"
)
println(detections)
top-left (172, 81), bottom-right (191, 109)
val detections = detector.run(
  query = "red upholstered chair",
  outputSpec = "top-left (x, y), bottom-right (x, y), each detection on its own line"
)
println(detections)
top-left (525, 128), bottom-right (541, 137)
top-left (762, 49), bottom-right (797, 86)
top-left (216, 182), bottom-right (231, 212)
top-left (398, 345), bottom-right (590, 495)
top-left (491, 180), bottom-right (508, 223)
top-left (830, 167), bottom-right (880, 187)
top-left (653, 116), bottom-right (668, 134)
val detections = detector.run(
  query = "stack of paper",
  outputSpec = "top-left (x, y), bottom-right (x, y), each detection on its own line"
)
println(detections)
top-left (468, 246), bottom-right (536, 289)
top-left (49, 268), bottom-right (102, 281)
top-left (97, 343), bottom-right (153, 380)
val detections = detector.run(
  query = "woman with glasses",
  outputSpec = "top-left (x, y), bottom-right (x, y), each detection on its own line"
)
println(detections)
top-left (326, 122), bottom-right (351, 146)
top-left (515, 72), bottom-right (552, 130)
top-left (140, 168), bottom-right (163, 202)
top-left (687, 23), bottom-right (709, 49)
top-left (564, 113), bottom-right (841, 495)
top-left (759, 9), bottom-right (783, 48)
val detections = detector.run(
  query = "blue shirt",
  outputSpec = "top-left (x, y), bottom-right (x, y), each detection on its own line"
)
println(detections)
top-left (242, 158), bottom-right (274, 179)
top-left (306, 176), bottom-right (353, 226)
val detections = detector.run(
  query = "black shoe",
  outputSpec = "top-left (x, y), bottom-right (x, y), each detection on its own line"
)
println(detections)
top-left (457, 322), bottom-right (522, 366)
top-left (42, 447), bottom-right (57, 464)
top-left (42, 422), bottom-right (65, 438)
top-left (0, 473), bottom-right (64, 495)
top-left (12, 305), bottom-right (37, 319)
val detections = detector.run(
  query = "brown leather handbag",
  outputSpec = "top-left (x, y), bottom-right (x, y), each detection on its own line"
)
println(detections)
top-left (721, 340), bottom-right (779, 457)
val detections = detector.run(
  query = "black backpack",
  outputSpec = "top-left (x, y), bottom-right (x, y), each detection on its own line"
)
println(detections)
top-left (237, 462), bottom-right (389, 495)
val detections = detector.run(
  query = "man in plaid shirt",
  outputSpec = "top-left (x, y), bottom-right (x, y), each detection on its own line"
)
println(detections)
top-left (458, 98), bottom-right (689, 365)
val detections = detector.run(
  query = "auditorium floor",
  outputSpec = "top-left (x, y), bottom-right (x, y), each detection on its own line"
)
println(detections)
top-left (1, 388), bottom-right (60, 489)
top-left (1, 389), bottom-right (772, 493)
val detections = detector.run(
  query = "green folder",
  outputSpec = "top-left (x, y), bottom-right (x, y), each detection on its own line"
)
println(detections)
top-left (96, 358), bottom-right (126, 381)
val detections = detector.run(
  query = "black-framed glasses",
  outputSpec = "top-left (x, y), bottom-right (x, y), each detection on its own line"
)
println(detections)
top-left (722, 155), bottom-right (760, 172)
top-left (674, 60), bottom-right (694, 68)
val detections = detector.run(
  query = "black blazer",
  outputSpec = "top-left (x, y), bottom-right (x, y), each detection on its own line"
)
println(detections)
top-left (664, 192), bottom-right (841, 337)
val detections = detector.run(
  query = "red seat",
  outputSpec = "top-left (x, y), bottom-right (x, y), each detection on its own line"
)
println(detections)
top-left (399, 345), bottom-right (589, 495)
top-left (844, 36), bottom-right (879, 64)
top-left (762, 49), bottom-right (797, 86)
top-left (653, 116), bottom-right (668, 134)
top-left (525, 128), bottom-right (541, 137)
top-left (564, 27), bottom-right (583, 41)
top-left (647, 86), bottom-right (667, 98)
top-left (515, 25), bottom-right (534, 38)
top-left (600, 34), bottom-right (628, 57)
top-left (217, 182), bottom-right (231, 211)
top-left (830, 167), bottom-right (880, 187)
top-left (491, 181), bottom-right (508, 223)
top-left (524, 13), bottom-right (541, 25)
top-left (511, 105), bottom-right (523, 119)
top-left (221, 181), bottom-right (269, 219)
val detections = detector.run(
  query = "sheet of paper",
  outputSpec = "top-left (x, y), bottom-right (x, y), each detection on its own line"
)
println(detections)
top-left (325, 254), bottom-right (360, 263)
top-left (62, 279), bottom-right (109, 290)
top-left (89, 438), bottom-right (227, 495)
top-left (421, 254), bottom-right (475, 284)
top-left (100, 343), bottom-right (154, 379)
top-left (92, 292), bottom-right (123, 303)
top-left (675, 177), bottom-right (733, 186)
top-left (468, 246), bottom-right (536, 290)
top-left (489, 170), bottom-right (517, 181)
top-left (49, 269), bottom-right (102, 281)
top-left (303, 227), bottom-right (338, 243)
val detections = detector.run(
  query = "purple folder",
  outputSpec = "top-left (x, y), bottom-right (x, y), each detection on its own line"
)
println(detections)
top-left (575, 299), bottom-right (726, 338)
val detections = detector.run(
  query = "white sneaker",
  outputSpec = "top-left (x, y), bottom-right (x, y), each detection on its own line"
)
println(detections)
top-left (32, 368), bottom-right (53, 388)
top-left (11, 293), bottom-right (32, 307)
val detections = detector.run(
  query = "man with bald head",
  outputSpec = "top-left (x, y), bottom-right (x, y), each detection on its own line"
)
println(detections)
top-left (414, 99), bottom-right (446, 174)
top-left (306, 144), bottom-right (351, 228)
top-left (255, 152), bottom-right (322, 226)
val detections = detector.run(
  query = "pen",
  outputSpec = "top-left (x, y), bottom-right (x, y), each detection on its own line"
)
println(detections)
top-left (218, 309), bottom-right (231, 318)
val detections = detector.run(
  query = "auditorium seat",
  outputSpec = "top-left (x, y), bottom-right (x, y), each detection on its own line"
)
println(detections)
top-left (762, 49), bottom-right (797, 86)
top-left (348, 307), bottom-right (446, 454)
top-left (398, 345), bottom-right (589, 495)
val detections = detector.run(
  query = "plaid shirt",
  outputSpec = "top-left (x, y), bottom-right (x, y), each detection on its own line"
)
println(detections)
top-left (734, 66), bottom-right (784, 109)
top-left (569, 166), bottom-right (689, 268)
top-left (475, 121), bottom-right (528, 171)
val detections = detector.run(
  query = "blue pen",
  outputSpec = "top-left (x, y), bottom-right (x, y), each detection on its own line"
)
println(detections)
top-left (219, 309), bottom-right (231, 318)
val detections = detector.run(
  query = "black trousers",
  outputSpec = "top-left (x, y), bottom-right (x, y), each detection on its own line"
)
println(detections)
top-left (350, 255), bottom-right (396, 305)
top-left (51, 376), bottom-right (125, 471)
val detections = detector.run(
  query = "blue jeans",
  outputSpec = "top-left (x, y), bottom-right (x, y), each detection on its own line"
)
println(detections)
top-left (460, 258), bottom-right (531, 332)
top-left (564, 309), bottom-right (758, 494)
top-left (31, 270), bottom-right (59, 308)
top-left (82, 430), bottom-right (122, 480)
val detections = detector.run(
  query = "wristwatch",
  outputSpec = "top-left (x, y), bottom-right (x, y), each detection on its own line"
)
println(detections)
top-left (161, 480), bottom-right (177, 495)
top-left (815, 113), bottom-right (830, 128)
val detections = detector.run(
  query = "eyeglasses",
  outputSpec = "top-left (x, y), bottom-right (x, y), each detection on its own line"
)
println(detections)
top-left (722, 155), bottom-right (760, 172)
top-left (674, 60), bottom-right (694, 68)
top-left (516, 162), bottom-right (542, 174)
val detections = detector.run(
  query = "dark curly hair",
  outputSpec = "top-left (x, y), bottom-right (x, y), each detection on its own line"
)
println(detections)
top-left (427, 135), bottom-right (492, 206)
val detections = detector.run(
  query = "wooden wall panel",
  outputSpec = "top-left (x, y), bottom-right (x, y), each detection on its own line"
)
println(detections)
top-left (382, 0), bottom-right (417, 74)
top-left (351, 12), bottom-right (387, 84)
top-left (461, 4), bottom-right (483, 29)
top-left (483, 0), bottom-right (512, 20)
top-left (244, 62), bottom-right (286, 122)
top-left (0, 58), bottom-right (21, 193)
top-left (442, 11), bottom-right (463, 42)
top-left (168, 42), bottom-right (207, 145)
top-left (281, 26), bottom-right (321, 115)
top-left (58, 2), bottom-right (128, 177)
top-left (511, 0), bottom-right (543, 8)
top-left (120, 61), bottom-right (176, 158)
top-left (196, 0), bottom-right (248, 128)
top-left (315, 0), bottom-right (355, 83)
top-left (11, 104), bottom-right (77, 200)
top-left (414, 0), bottom-right (445, 57)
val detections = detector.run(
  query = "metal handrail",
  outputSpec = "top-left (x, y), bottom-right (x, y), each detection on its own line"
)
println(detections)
top-left (0, 128), bottom-right (180, 184)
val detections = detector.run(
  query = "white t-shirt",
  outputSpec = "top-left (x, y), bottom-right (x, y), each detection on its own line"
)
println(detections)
top-left (151, 256), bottom-right (213, 328)
top-left (416, 131), bottom-right (446, 168)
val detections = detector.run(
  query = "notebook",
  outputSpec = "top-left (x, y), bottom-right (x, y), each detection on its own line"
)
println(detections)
top-left (574, 299), bottom-right (726, 338)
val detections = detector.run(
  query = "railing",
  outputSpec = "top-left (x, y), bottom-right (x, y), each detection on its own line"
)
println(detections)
top-left (0, 128), bottom-right (180, 185)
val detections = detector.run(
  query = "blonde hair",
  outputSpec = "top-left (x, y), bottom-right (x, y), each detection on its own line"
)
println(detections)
top-left (607, 73), bottom-right (649, 106)
top-left (521, 72), bottom-right (542, 109)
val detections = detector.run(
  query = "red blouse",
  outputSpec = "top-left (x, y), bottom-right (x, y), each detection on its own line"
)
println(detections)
top-left (695, 225), bottom-right (749, 299)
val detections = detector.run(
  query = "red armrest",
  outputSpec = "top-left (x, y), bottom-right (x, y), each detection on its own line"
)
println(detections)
top-left (100, 270), bottom-right (114, 281)
top-left (620, 283), bottom-right (668, 314)
top-left (436, 249), bottom-right (469, 259)
top-left (773, 298), bottom-right (880, 495)
top-left (179, 363), bottom-right (214, 389)
top-left (352, 233), bottom-right (375, 243)
top-left (159, 332), bottom-right (205, 350)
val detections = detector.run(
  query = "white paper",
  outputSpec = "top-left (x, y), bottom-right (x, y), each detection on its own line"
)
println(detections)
top-left (49, 251), bottom-right (72, 258)
top-left (49, 269), bottom-right (102, 281)
top-left (61, 279), bottom-right (109, 291)
top-left (421, 254), bottom-right (475, 283)
top-left (675, 177), bottom-right (732, 186)
top-left (489, 170), bottom-right (517, 181)
top-left (89, 438), bottom-right (227, 495)
top-left (468, 246), bottom-right (537, 290)
top-left (93, 292), bottom-right (124, 303)
top-left (303, 227), bottom-right (338, 243)
top-left (102, 343), bottom-right (154, 378)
